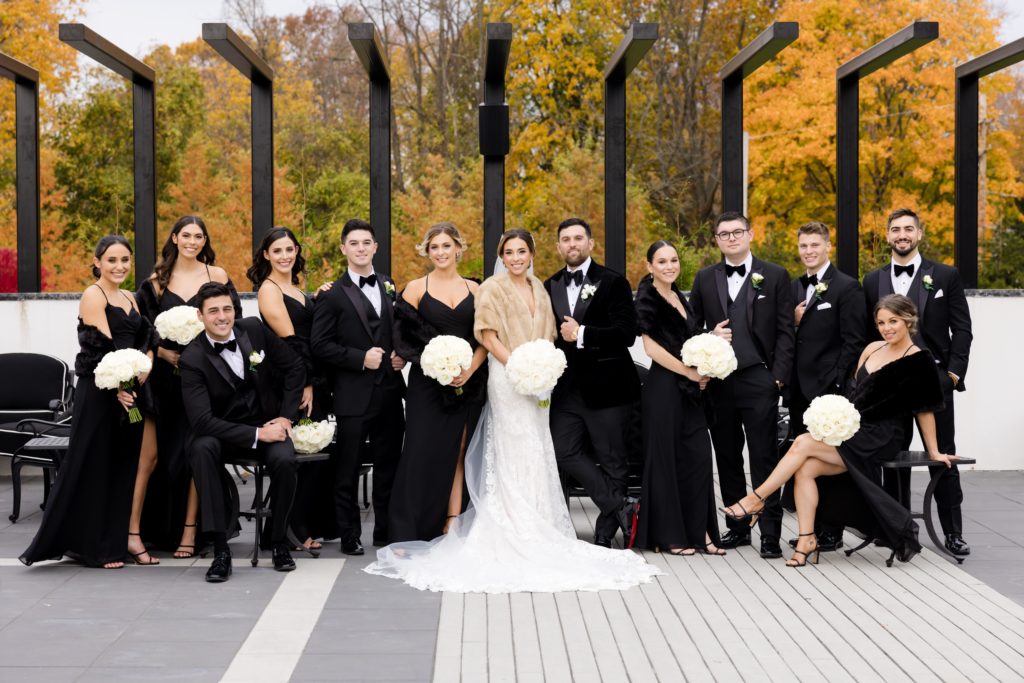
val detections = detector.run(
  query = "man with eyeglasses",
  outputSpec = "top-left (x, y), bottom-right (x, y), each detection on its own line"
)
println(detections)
top-left (688, 211), bottom-right (795, 558)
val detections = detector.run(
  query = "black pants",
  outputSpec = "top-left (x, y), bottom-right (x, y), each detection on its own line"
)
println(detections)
top-left (190, 435), bottom-right (297, 543)
top-left (334, 384), bottom-right (405, 543)
top-left (709, 364), bottom-right (782, 540)
top-left (551, 387), bottom-right (630, 539)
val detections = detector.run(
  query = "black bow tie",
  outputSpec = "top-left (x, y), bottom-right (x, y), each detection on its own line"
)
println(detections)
top-left (566, 269), bottom-right (584, 287)
top-left (358, 273), bottom-right (378, 288)
top-left (724, 263), bottom-right (746, 278)
top-left (800, 273), bottom-right (819, 288)
top-left (893, 263), bottom-right (915, 278)
top-left (212, 339), bottom-right (237, 354)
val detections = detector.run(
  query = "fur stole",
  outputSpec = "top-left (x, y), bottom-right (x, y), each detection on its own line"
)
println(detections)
top-left (473, 273), bottom-right (556, 351)
top-left (75, 318), bottom-right (158, 377)
top-left (634, 276), bottom-right (694, 358)
top-left (851, 350), bottom-right (945, 420)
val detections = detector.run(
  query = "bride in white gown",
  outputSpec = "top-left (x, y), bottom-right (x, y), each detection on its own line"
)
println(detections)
top-left (365, 229), bottom-right (660, 593)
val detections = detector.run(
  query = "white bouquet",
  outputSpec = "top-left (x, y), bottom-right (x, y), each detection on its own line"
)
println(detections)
top-left (154, 305), bottom-right (204, 346)
top-left (803, 394), bottom-right (861, 447)
top-left (292, 418), bottom-right (336, 454)
top-left (505, 339), bottom-right (567, 408)
top-left (681, 333), bottom-right (738, 379)
top-left (420, 335), bottom-right (474, 395)
top-left (94, 348), bottom-right (153, 423)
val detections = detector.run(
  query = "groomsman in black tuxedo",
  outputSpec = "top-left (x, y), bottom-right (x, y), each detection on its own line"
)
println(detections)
top-left (863, 207), bottom-right (973, 556)
top-left (312, 219), bottom-right (406, 555)
top-left (544, 217), bottom-right (641, 548)
top-left (180, 282), bottom-right (305, 582)
top-left (783, 221), bottom-right (865, 551)
top-left (689, 211), bottom-right (795, 558)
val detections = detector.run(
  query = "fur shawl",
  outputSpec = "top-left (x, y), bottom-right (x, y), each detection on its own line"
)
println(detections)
top-left (634, 276), bottom-right (695, 358)
top-left (75, 318), bottom-right (158, 377)
top-left (473, 273), bottom-right (556, 351)
top-left (850, 349), bottom-right (945, 421)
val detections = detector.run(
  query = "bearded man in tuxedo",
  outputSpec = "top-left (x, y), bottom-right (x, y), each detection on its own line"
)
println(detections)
top-left (544, 217), bottom-right (641, 548)
top-left (180, 282), bottom-right (305, 582)
top-left (863, 207), bottom-right (973, 556)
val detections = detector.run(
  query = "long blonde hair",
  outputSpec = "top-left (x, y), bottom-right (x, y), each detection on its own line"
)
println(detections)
top-left (416, 222), bottom-right (467, 261)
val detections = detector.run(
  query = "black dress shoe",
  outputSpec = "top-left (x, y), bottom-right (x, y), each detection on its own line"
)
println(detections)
top-left (789, 530), bottom-right (843, 552)
top-left (594, 535), bottom-right (613, 548)
top-left (340, 536), bottom-right (364, 556)
top-left (272, 544), bottom-right (296, 572)
top-left (760, 537), bottom-right (783, 559)
top-left (945, 534), bottom-right (971, 557)
top-left (718, 529), bottom-right (751, 549)
top-left (205, 551), bottom-right (232, 583)
top-left (614, 497), bottom-right (638, 538)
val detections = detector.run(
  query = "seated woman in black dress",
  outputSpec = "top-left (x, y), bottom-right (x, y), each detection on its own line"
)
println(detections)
top-left (21, 235), bottom-right (159, 568)
top-left (721, 294), bottom-right (956, 566)
top-left (388, 222), bottom-right (488, 542)
top-left (633, 241), bottom-right (723, 556)
top-left (247, 226), bottom-right (337, 549)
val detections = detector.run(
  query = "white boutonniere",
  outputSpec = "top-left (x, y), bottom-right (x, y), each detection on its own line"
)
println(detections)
top-left (814, 281), bottom-right (828, 300)
top-left (922, 274), bottom-right (934, 291)
top-left (581, 283), bottom-right (598, 300)
top-left (384, 280), bottom-right (396, 297)
top-left (751, 273), bottom-right (764, 290)
top-left (248, 350), bottom-right (265, 372)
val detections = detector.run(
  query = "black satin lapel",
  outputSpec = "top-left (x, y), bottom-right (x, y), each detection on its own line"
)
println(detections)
top-left (203, 340), bottom-right (239, 388)
top-left (551, 275), bottom-right (571, 323)
top-left (744, 261), bottom-right (760, 329)
top-left (915, 262), bottom-right (933, 319)
top-left (341, 277), bottom-right (373, 339)
top-left (714, 266), bottom-right (729, 318)
top-left (879, 266), bottom-right (893, 300)
top-left (572, 275), bottom-right (596, 323)
top-left (236, 327), bottom-right (254, 378)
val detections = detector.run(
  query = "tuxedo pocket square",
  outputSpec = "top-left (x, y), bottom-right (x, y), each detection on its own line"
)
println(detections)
top-left (934, 289), bottom-right (944, 299)
top-left (757, 294), bottom-right (766, 300)
top-left (816, 302), bottom-right (832, 310)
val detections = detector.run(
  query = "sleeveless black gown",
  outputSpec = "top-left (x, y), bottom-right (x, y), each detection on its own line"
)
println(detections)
top-left (388, 282), bottom-right (486, 542)
top-left (633, 278), bottom-right (721, 551)
top-left (21, 301), bottom-right (154, 566)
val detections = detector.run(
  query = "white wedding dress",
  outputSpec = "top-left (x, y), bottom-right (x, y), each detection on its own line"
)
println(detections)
top-left (365, 355), bottom-right (661, 593)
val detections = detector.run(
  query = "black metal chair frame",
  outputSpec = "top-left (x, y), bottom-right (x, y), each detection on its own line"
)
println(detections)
top-left (8, 417), bottom-right (71, 522)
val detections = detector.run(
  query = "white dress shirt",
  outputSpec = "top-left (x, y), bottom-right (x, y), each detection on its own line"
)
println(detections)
top-left (890, 253), bottom-right (922, 296)
top-left (725, 253), bottom-right (753, 302)
top-left (349, 269), bottom-right (382, 316)
top-left (565, 257), bottom-right (591, 348)
top-left (804, 261), bottom-right (831, 304)
top-left (206, 331), bottom-right (259, 447)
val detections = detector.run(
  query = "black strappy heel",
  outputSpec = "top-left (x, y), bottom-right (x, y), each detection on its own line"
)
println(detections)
top-left (787, 532), bottom-right (819, 567)
top-left (719, 491), bottom-right (767, 527)
top-left (127, 532), bottom-right (159, 565)
top-left (174, 523), bottom-right (197, 559)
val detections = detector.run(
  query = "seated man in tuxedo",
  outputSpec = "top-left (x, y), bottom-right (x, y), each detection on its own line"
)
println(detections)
top-left (180, 282), bottom-right (305, 582)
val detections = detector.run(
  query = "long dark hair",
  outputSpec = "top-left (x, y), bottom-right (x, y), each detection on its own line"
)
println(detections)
top-left (497, 228), bottom-right (536, 256)
top-left (645, 239), bottom-right (675, 263)
top-left (247, 226), bottom-right (306, 287)
top-left (92, 234), bottom-right (133, 278)
top-left (152, 216), bottom-right (217, 290)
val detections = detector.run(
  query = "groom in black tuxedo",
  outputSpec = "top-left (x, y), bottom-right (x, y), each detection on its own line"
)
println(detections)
top-left (544, 217), bottom-right (641, 548)
top-left (863, 207), bottom-right (973, 556)
top-left (312, 219), bottom-right (406, 555)
top-left (689, 211), bottom-right (795, 558)
top-left (180, 282), bottom-right (305, 582)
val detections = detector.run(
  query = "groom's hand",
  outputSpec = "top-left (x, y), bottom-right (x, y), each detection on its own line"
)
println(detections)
top-left (560, 316), bottom-right (580, 342)
top-left (390, 351), bottom-right (405, 371)
top-left (258, 421), bottom-right (289, 443)
top-left (364, 347), bottom-right (385, 370)
top-left (713, 319), bottom-right (732, 343)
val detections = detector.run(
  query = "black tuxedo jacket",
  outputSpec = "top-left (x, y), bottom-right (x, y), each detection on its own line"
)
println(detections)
top-left (790, 264), bottom-right (865, 398)
top-left (689, 256), bottom-right (795, 384)
top-left (543, 261), bottom-right (640, 409)
top-left (311, 271), bottom-right (406, 417)
top-left (863, 257), bottom-right (973, 391)
top-left (179, 317), bottom-right (305, 449)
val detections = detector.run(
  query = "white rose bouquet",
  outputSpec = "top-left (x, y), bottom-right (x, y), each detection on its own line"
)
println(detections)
top-left (681, 333), bottom-right (738, 379)
top-left (803, 394), bottom-right (861, 447)
top-left (292, 418), bottom-right (336, 454)
top-left (154, 305), bottom-right (204, 346)
top-left (504, 339), bottom-right (567, 408)
top-left (420, 335), bottom-right (474, 395)
top-left (94, 348), bottom-right (153, 423)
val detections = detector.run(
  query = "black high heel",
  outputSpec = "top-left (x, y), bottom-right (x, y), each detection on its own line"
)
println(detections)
top-left (697, 542), bottom-right (726, 556)
top-left (174, 523), bottom-right (197, 559)
top-left (719, 491), bottom-right (766, 527)
top-left (127, 532), bottom-right (159, 565)
top-left (787, 532), bottom-right (819, 567)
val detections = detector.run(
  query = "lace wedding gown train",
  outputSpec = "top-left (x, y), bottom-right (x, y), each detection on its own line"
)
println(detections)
top-left (365, 356), bottom-right (661, 593)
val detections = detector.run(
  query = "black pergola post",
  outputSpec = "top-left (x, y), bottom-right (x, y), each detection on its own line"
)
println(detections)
top-left (59, 24), bottom-right (157, 283)
top-left (603, 22), bottom-right (658, 275)
top-left (203, 23), bottom-right (275, 260)
top-left (0, 52), bottom-right (40, 292)
top-left (480, 23), bottom-right (512, 277)
top-left (835, 21), bottom-right (938, 277)
top-left (719, 22), bottom-right (799, 214)
top-left (349, 23), bottom-right (392, 275)
top-left (954, 38), bottom-right (1024, 288)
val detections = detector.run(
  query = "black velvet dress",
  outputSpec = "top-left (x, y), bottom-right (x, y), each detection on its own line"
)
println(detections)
top-left (816, 349), bottom-right (944, 562)
top-left (388, 280), bottom-right (486, 542)
top-left (21, 298), bottom-right (156, 566)
top-left (633, 278), bottom-right (721, 551)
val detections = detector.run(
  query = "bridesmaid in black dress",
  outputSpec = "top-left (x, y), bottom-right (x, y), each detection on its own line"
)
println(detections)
top-left (389, 222), bottom-right (488, 542)
top-left (247, 226), bottom-right (338, 549)
top-left (21, 235), bottom-right (158, 568)
top-left (633, 241), bottom-right (723, 555)
top-left (136, 216), bottom-right (240, 557)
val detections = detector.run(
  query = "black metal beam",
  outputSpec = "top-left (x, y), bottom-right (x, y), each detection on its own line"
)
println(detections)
top-left (835, 21), bottom-right (938, 277)
top-left (603, 22), bottom-right (658, 275)
top-left (203, 23), bottom-right (275, 261)
top-left (0, 52), bottom-right (40, 292)
top-left (60, 24), bottom-right (157, 283)
top-left (954, 37), bottom-right (1024, 288)
top-left (719, 22), bottom-right (798, 214)
top-left (349, 23), bottom-right (392, 274)
top-left (481, 22), bottom-right (512, 277)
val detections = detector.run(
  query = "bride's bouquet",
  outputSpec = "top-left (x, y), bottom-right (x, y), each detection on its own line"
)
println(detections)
top-left (505, 339), bottom-right (567, 408)
top-left (154, 305), bottom-right (204, 346)
top-left (420, 335), bottom-right (474, 395)
top-left (291, 418), bottom-right (336, 454)
top-left (803, 394), bottom-right (861, 447)
top-left (94, 348), bottom-right (153, 423)
top-left (681, 333), bottom-right (737, 379)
